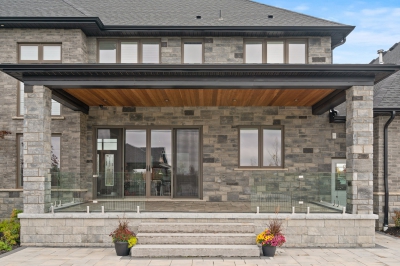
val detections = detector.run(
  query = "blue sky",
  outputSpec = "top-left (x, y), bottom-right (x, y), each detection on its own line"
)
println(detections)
top-left (255, 0), bottom-right (400, 64)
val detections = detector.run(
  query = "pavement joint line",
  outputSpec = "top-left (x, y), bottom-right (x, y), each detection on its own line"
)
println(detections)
top-left (0, 247), bottom-right (26, 259)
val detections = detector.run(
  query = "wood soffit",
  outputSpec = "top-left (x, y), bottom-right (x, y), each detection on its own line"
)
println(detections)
top-left (65, 88), bottom-right (335, 107)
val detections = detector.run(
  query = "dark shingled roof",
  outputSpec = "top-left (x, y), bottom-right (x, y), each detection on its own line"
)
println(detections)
top-left (372, 42), bottom-right (400, 109)
top-left (0, 0), bottom-right (347, 27)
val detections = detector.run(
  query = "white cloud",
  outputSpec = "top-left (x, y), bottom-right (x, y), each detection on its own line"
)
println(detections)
top-left (294, 4), bottom-right (309, 11)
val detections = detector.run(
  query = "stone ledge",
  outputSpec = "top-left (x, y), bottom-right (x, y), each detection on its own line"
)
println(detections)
top-left (0, 189), bottom-right (24, 192)
top-left (233, 168), bottom-right (289, 171)
top-left (18, 212), bottom-right (379, 220)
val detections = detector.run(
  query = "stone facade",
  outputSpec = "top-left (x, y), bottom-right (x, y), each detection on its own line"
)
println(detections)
top-left (345, 86), bottom-right (374, 214)
top-left (0, 29), bottom-right (87, 218)
top-left (18, 213), bottom-right (376, 248)
top-left (86, 36), bottom-right (331, 64)
top-left (85, 106), bottom-right (346, 202)
top-left (373, 115), bottom-right (400, 228)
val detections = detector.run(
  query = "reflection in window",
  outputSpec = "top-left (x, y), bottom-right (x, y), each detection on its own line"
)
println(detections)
top-left (183, 43), bottom-right (203, 63)
top-left (51, 136), bottom-right (61, 186)
top-left (245, 43), bottom-right (263, 63)
top-left (20, 45), bottom-right (39, 61)
top-left (99, 41), bottom-right (117, 63)
top-left (121, 42), bottom-right (138, 63)
top-left (142, 43), bottom-right (160, 63)
top-left (263, 129), bottom-right (282, 167)
top-left (239, 128), bottom-right (259, 166)
top-left (239, 127), bottom-right (283, 168)
top-left (17, 135), bottom-right (24, 187)
top-left (288, 42), bottom-right (306, 64)
top-left (267, 41), bottom-right (284, 63)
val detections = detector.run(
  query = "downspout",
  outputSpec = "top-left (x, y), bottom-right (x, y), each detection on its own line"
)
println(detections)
top-left (383, 111), bottom-right (396, 230)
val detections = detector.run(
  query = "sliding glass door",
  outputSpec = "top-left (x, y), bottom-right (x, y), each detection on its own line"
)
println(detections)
top-left (96, 127), bottom-right (200, 198)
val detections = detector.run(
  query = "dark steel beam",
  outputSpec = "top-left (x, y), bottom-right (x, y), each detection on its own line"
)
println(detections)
top-left (51, 89), bottom-right (89, 114)
top-left (312, 90), bottom-right (346, 115)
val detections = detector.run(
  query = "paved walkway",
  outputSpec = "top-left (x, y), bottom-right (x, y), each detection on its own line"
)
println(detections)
top-left (0, 233), bottom-right (399, 266)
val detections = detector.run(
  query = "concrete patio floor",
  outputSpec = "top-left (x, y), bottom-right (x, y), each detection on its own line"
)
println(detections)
top-left (0, 232), bottom-right (399, 266)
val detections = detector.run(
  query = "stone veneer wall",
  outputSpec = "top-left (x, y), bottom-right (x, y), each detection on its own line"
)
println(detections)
top-left (86, 36), bottom-right (332, 64)
top-left (19, 213), bottom-right (376, 248)
top-left (0, 190), bottom-right (23, 220)
top-left (0, 29), bottom-right (88, 218)
top-left (373, 115), bottom-right (400, 228)
top-left (85, 106), bottom-right (345, 201)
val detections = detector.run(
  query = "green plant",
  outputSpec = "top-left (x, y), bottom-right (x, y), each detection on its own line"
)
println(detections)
top-left (109, 216), bottom-right (136, 244)
top-left (0, 209), bottom-right (22, 251)
top-left (393, 210), bottom-right (400, 227)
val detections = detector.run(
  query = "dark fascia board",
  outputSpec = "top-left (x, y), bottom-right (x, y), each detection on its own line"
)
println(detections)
top-left (0, 17), bottom-right (354, 47)
top-left (1, 63), bottom-right (398, 72)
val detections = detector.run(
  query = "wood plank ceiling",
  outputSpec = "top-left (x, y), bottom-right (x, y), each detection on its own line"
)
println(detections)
top-left (65, 89), bottom-right (335, 107)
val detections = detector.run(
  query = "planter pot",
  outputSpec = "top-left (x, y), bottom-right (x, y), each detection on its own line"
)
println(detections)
top-left (262, 245), bottom-right (276, 257)
top-left (114, 242), bottom-right (130, 256)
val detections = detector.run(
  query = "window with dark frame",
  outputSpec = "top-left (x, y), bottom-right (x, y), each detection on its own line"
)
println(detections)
top-left (239, 126), bottom-right (283, 168)
top-left (18, 43), bottom-right (62, 63)
top-left (17, 134), bottom-right (62, 188)
top-left (244, 39), bottom-right (307, 64)
top-left (98, 39), bottom-right (160, 63)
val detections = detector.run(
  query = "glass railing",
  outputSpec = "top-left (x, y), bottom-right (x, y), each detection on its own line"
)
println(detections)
top-left (51, 172), bottom-right (90, 211)
top-left (250, 172), bottom-right (347, 213)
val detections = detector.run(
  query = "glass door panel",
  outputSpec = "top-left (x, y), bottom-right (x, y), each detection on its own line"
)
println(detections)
top-left (96, 128), bottom-right (123, 198)
top-left (331, 159), bottom-right (347, 207)
top-left (174, 129), bottom-right (200, 198)
top-left (150, 130), bottom-right (172, 197)
top-left (125, 130), bottom-right (147, 197)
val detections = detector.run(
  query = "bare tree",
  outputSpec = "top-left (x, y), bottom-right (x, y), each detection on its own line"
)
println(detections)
top-left (267, 137), bottom-right (281, 166)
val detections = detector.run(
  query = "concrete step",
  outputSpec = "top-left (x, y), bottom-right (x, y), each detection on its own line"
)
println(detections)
top-left (130, 244), bottom-right (261, 257)
top-left (138, 222), bottom-right (255, 233)
top-left (137, 233), bottom-right (255, 245)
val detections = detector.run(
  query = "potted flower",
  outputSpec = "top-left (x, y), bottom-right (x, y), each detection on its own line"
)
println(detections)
top-left (109, 217), bottom-right (137, 256)
top-left (256, 219), bottom-right (286, 257)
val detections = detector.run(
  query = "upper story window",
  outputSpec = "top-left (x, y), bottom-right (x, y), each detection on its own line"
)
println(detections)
top-left (19, 43), bottom-right (62, 63)
top-left (239, 126), bottom-right (284, 168)
top-left (244, 39), bottom-right (307, 64)
top-left (98, 39), bottom-right (160, 63)
top-left (182, 39), bottom-right (203, 64)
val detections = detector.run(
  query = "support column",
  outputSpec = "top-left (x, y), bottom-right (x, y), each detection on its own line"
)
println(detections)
top-left (23, 85), bottom-right (52, 213)
top-left (346, 86), bottom-right (374, 214)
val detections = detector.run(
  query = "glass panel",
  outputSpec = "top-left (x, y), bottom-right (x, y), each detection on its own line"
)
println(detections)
top-left (51, 100), bottom-right (61, 115)
top-left (142, 43), bottom-right (160, 63)
top-left (43, 45), bottom-right (61, 61)
top-left (96, 128), bottom-right (123, 198)
top-left (288, 42), bottom-right (306, 64)
top-left (240, 128), bottom-right (258, 166)
top-left (175, 129), bottom-right (199, 198)
top-left (121, 42), bottom-right (138, 63)
top-left (151, 130), bottom-right (172, 196)
top-left (125, 130), bottom-right (147, 197)
top-left (263, 129), bottom-right (282, 167)
top-left (267, 41), bottom-right (284, 63)
top-left (20, 45), bottom-right (39, 61)
top-left (19, 82), bottom-right (24, 116)
top-left (245, 43), bottom-right (263, 63)
top-left (18, 135), bottom-right (24, 187)
top-left (183, 43), bottom-right (202, 63)
top-left (51, 136), bottom-right (61, 186)
top-left (333, 161), bottom-right (347, 207)
top-left (99, 41), bottom-right (117, 63)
